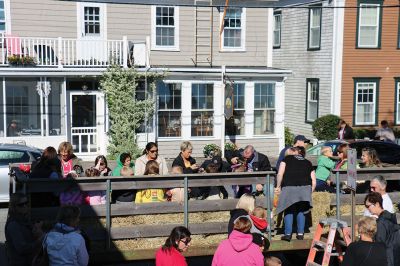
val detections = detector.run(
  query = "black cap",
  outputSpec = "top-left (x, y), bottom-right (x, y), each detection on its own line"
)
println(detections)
top-left (294, 135), bottom-right (310, 143)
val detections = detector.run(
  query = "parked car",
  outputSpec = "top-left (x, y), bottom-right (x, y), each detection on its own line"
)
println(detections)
top-left (0, 144), bottom-right (42, 203)
top-left (306, 140), bottom-right (400, 165)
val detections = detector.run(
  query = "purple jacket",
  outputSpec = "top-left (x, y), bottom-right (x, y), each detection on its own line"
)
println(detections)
top-left (212, 230), bottom-right (264, 266)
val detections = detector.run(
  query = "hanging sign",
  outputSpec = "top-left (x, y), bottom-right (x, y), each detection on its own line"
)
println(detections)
top-left (347, 149), bottom-right (357, 191)
top-left (224, 81), bottom-right (234, 119)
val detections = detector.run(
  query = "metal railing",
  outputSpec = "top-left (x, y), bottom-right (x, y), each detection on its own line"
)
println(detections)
top-left (0, 34), bottom-right (148, 68)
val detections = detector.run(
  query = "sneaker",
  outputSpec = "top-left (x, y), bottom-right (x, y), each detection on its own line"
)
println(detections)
top-left (296, 234), bottom-right (304, 240)
top-left (281, 235), bottom-right (292, 242)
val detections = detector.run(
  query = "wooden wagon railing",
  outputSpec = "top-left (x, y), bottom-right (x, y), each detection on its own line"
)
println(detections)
top-left (11, 170), bottom-right (276, 249)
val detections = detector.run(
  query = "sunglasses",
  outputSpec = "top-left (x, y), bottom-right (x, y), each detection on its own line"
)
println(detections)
top-left (99, 163), bottom-right (105, 166)
top-left (149, 149), bottom-right (158, 153)
top-left (180, 238), bottom-right (191, 245)
top-left (17, 201), bottom-right (28, 207)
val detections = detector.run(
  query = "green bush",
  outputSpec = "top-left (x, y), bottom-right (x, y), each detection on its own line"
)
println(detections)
top-left (285, 126), bottom-right (294, 146)
top-left (224, 142), bottom-right (237, 152)
top-left (312, 115), bottom-right (341, 140)
top-left (353, 128), bottom-right (376, 139)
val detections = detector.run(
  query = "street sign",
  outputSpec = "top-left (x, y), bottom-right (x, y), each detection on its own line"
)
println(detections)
top-left (347, 149), bottom-right (357, 191)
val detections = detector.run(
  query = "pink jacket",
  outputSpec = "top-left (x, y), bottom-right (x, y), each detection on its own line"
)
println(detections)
top-left (212, 230), bottom-right (264, 266)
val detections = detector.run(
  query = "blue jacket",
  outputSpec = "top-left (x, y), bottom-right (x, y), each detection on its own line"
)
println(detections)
top-left (45, 223), bottom-right (89, 266)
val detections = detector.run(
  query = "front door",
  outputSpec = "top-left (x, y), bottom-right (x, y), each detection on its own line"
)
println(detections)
top-left (69, 92), bottom-right (104, 155)
top-left (77, 2), bottom-right (107, 63)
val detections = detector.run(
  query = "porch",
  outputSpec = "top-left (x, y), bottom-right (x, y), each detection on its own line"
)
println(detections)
top-left (0, 34), bottom-right (149, 68)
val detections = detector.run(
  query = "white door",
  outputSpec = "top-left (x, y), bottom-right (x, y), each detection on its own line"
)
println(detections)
top-left (77, 3), bottom-right (107, 63)
top-left (68, 91), bottom-right (105, 155)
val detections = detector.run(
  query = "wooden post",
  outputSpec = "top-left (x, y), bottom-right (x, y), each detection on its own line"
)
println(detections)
top-left (106, 179), bottom-right (111, 249)
top-left (184, 176), bottom-right (188, 228)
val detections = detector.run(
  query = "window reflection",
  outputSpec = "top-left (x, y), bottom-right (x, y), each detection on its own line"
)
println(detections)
top-left (254, 83), bottom-right (275, 135)
top-left (158, 82), bottom-right (181, 137)
top-left (225, 83), bottom-right (245, 136)
top-left (192, 84), bottom-right (213, 137)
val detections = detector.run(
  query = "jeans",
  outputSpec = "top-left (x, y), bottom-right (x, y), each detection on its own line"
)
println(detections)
top-left (315, 179), bottom-right (335, 193)
top-left (284, 203), bottom-right (306, 235)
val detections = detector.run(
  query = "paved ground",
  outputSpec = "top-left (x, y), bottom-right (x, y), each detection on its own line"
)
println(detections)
top-left (0, 207), bottom-right (8, 266)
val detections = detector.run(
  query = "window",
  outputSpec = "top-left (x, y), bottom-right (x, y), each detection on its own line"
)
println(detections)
top-left (152, 6), bottom-right (179, 50)
top-left (225, 83), bottom-right (245, 136)
top-left (396, 80), bottom-right (400, 124)
top-left (254, 83), bottom-right (275, 134)
top-left (158, 82), bottom-right (181, 137)
top-left (0, 1), bottom-right (5, 32)
top-left (6, 80), bottom-right (41, 137)
top-left (306, 79), bottom-right (319, 122)
top-left (0, 150), bottom-right (30, 166)
top-left (308, 6), bottom-right (322, 50)
top-left (222, 8), bottom-right (245, 50)
top-left (84, 6), bottom-right (100, 35)
top-left (48, 79), bottom-right (65, 136)
top-left (357, 2), bottom-right (382, 48)
top-left (354, 78), bottom-right (379, 125)
top-left (273, 11), bottom-right (281, 48)
top-left (192, 84), bottom-right (213, 137)
top-left (135, 81), bottom-right (153, 134)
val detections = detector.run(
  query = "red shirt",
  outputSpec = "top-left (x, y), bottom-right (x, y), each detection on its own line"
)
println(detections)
top-left (155, 247), bottom-right (187, 266)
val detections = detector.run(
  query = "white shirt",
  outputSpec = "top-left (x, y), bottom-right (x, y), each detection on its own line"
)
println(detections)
top-left (364, 193), bottom-right (394, 217)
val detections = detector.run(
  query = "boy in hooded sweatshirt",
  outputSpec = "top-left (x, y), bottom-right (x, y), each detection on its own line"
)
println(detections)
top-left (112, 152), bottom-right (134, 176)
top-left (212, 217), bottom-right (264, 266)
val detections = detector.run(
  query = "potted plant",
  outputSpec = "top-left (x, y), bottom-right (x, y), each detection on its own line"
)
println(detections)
top-left (8, 54), bottom-right (36, 66)
top-left (203, 143), bottom-right (221, 158)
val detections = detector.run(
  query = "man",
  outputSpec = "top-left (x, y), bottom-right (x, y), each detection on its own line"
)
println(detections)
top-left (229, 145), bottom-right (271, 172)
top-left (364, 175), bottom-right (394, 217)
top-left (364, 192), bottom-right (400, 266)
top-left (375, 120), bottom-right (396, 143)
top-left (275, 135), bottom-right (310, 171)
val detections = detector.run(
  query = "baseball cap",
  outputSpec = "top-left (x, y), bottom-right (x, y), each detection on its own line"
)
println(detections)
top-left (294, 135), bottom-right (310, 143)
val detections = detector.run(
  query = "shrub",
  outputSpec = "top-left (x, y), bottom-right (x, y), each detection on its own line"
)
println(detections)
top-left (285, 126), bottom-right (294, 146)
top-left (353, 128), bottom-right (376, 139)
top-left (312, 115), bottom-right (341, 140)
top-left (203, 143), bottom-right (221, 158)
top-left (8, 55), bottom-right (36, 66)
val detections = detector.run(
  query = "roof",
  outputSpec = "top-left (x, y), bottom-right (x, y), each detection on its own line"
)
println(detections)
top-left (273, 0), bottom-right (326, 7)
top-left (59, 0), bottom-right (279, 8)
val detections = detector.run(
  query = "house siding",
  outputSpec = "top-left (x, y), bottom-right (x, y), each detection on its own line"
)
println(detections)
top-left (341, 0), bottom-right (400, 127)
top-left (273, 3), bottom-right (334, 139)
top-left (10, 0), bottom-right (77, 38)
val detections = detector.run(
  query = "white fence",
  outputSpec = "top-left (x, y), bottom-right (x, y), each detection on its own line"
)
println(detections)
top-left (0, 34), bottom-right (148, 67)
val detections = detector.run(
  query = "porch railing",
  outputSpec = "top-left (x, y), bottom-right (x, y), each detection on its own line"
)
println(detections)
top-left (0, 34), bottom-right (149, 68)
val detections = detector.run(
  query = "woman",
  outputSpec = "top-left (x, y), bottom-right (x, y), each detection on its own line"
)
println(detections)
top-left (58, 141), bottom-right (83, 178)
top-left (212, 217), bottom-right (264, 266)
top-left (172, 141), bottom-right (199, 174)
top-left (135, 142), bottom-right (169, 175)
top-left (94, 155), bottom-right (112, 176)
top-left (30, 146), bottom-right (62, 179)
top-left (342, 216), bottom-right (387, 266)
top-left (275, 146), bottom-right (316, 241)
top-left (135, 160), bottom-right (165, 203)
top-left (46, 205), bottom-right (89, 266)
top-left (155, 226), bottom-right (191, 266)
top-left (337, 119), bottom-right (354, 140)
top-left (5, 193), bottom-right (43, 266)
top-left (112, 152), bottom-right (134, 176)
top-left (361, 147), bottom-right (382, 168)
top-left (335, 143), bottom-right (350, 170)
top-left (30, 147), bottom-right (62, 207)
top-left (228, 193), bottom-right (255, 235)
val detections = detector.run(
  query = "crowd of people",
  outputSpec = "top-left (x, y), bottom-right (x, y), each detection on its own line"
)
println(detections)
top-left (4, 126), bottom-right (400, 265)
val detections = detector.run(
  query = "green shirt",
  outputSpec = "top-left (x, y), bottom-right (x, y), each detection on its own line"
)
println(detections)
top-left (316, 155), bottom-right (336, 181)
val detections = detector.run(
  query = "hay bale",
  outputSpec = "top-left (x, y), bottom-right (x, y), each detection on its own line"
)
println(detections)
top-left (311, 192), bottom-right (332, 223)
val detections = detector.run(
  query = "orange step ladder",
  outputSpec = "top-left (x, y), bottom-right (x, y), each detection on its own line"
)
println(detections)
top-left (306, 218), bottom-right (352, 266)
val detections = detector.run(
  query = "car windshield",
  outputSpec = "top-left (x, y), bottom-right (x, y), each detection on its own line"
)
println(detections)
top-left (307, 142), bottom-right (342, 156)
top-left (0, 150), bottom-right (30, 166)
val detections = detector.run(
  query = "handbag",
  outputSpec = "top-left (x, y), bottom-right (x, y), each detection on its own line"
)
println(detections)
top-left (31, 234), bottom-right (49, 266)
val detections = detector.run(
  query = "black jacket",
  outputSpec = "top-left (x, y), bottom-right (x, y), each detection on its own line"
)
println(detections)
top-left (227, 149), bottom-right (271, 171)
top-left (172, 153), bottom-right (197, 174)
top-left (338, 125), bottom-right (354, 139)
top-left (228, 208), bottom-right (249, 235)
top-left (375, 211), bottom-right (400, 266)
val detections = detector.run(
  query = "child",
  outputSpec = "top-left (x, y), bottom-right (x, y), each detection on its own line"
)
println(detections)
top-left (250, 206), bottom-right (268, 234)
top-left (112, 166), bottom-right (136, 203)
top-left (112, 152), bottom-right (134, 176)
top-left (265, 256), bottom-right (282, 266)
top-left (135, 161), bottom-right (165, 203)
top-left (166, 166), bottom-right (185, 202)
top-left (315, 146), bottom-right (336, 192)
top-left (84, 167), bottom-right (106, 205)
